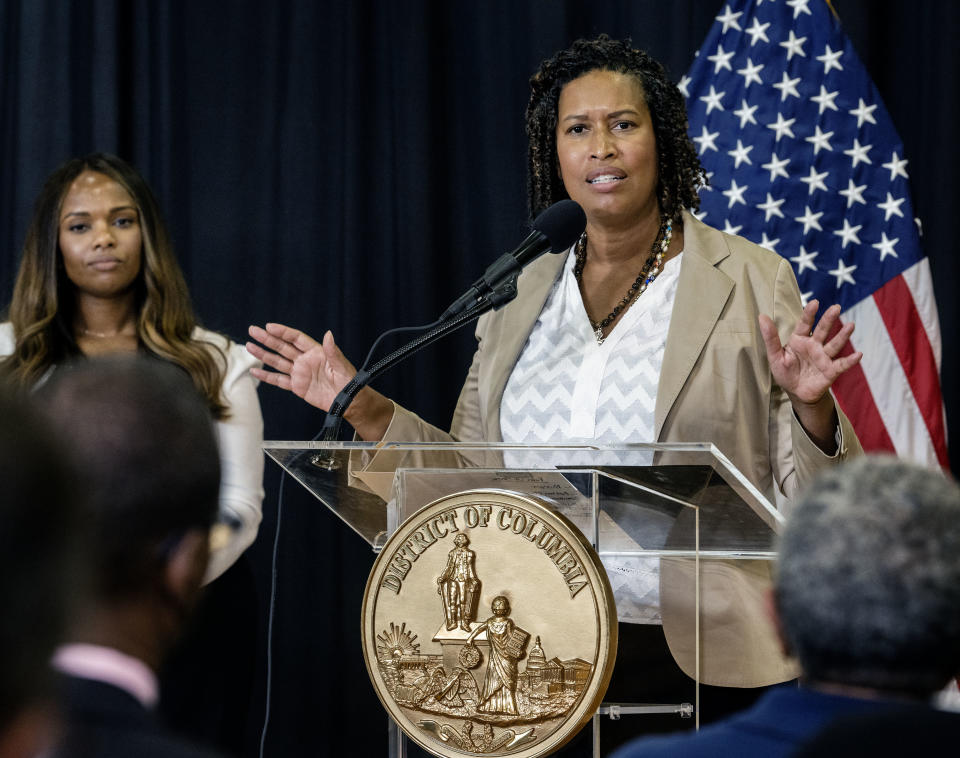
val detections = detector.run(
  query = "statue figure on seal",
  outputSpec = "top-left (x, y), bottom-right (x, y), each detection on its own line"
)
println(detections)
top-left (437, 532), bottom-right (480, 632)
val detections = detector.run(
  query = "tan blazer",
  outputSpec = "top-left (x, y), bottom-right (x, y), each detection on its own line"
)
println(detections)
top-left (365, 211), bottom-right (861, 686)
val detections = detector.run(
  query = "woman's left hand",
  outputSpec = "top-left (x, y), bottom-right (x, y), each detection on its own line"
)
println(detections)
top-left (759, 299), bottom-right (862, 403)
top-left (759, 300), bottom-right (862, 450)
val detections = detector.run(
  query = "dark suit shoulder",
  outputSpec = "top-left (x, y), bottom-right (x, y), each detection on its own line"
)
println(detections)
top-left (55, 676), bottom-right (228, 758)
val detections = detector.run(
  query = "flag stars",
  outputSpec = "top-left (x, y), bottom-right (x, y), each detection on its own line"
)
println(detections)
top-left (780, 30), bottom-right (807, 60)
top-left (773, 71), bottom-right (802, 101)
top-left (810, 85), bottom-right (840, 115)
top-left (699, 85), bottom-right (726, 114)
top-left (806, 125), bottom-right (835, 154)
top-left (877, 192), bottom-right (906, 221)
top-left (849, 98), bottom-right (878, 128)
top-left (762, 152), bottom-right (790, 182)
top-left (787, 0), bottom-right (813, 19)
top-left (756, 193), bottom-right (786, 221)
top-left (767, 113), bottom-right (797, 141)
top-left (833, 219), bottom-right (863, 248)
top-left (722, 179), bottom-right (749, 208)
top-left (883, 151), bottom-right (909, 180)
top-left (683, 3), bottom-right (919, 310)
top-left (839, 179), bottom-right (868, 208)
top-left (693, 125), bottom-right (720, 154)
top-left (773, 71), bottom-right (800, 103)
top-left (791, 245), bottom-right (819, 274)
top-left (872, 232), bottom-right (899, 261)
top-left (759, 232), bottom-right (781, 254)
top-left (829, 259), bottom-right (858, 288)
top-left (715, 4), bottom-right (743, 33)
top-left (800, 165), bottom-right (830, 195)
top-left (843, 139), bottom-right (873, 168)
top-left (708, 44), bottom-right (736, 73)
top-left (745, 17), bottom-right (771, 46)
top-left (817, 44), bottom-right (844, 74)
top-left (728, 139), bottom-right (754, 168)
top-left (795, 205), bottom-right (824, 234)
top-left (733, 99), bottom-right (759, 128)
top-left (737, 58), bottom-right (764, 88)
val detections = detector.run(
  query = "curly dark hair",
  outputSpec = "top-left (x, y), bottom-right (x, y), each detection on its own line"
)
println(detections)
top-left (526, 34), bottom-right (706, 223)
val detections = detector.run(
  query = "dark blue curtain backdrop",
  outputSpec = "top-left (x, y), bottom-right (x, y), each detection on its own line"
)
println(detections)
top-left (2, 2), bottom-right (957, 755)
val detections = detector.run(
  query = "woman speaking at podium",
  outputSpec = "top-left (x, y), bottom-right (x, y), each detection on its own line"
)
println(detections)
top-left (248, 36), bottom-right (862, 716)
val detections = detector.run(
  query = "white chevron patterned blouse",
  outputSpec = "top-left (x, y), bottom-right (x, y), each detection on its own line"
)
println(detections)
top-left (501, 250), bottom-right (682, 446)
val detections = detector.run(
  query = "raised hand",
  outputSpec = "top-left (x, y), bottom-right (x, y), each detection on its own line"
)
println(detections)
top-left (246, 323), bottom-right (394, 440)
top-left (759, 300), bottom-right (862, 405)
top-left (246, 324), bottom-right (356, 412)
top-left (758, 300), bottom-right (862, 451)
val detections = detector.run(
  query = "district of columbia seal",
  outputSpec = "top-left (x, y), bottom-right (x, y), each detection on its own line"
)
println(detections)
top-left (362, 489), bottom-right (617, 758)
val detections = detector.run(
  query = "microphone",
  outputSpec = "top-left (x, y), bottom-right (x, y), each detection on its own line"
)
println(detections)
top-left (439, 199), bottom-right (585, 320)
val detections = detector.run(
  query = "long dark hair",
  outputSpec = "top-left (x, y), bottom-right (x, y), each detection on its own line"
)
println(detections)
top-left (1, 153), bottom-right (228, 417)
top-left (526, 34), bottom-right (706, 223)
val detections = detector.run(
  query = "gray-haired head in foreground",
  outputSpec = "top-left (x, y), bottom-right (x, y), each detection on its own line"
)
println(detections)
top-left (775, 456), bottom-right (960, 696)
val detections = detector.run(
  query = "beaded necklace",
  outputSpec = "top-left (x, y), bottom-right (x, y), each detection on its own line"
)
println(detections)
top-left (574, 218), bottom-right (673, 345)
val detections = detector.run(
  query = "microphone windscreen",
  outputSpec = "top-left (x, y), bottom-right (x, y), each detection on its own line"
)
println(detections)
top-left (532, 199), bottom-right (586, 254)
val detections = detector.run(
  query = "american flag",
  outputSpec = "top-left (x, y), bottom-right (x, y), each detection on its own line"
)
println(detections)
top-left (682, 0), bottom-right (947, 468)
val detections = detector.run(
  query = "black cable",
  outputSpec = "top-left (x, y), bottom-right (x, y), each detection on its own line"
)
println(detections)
top-left (359, 319), bottom-right (444, 373)
top-left (257, 467), bottom-right (285, 758)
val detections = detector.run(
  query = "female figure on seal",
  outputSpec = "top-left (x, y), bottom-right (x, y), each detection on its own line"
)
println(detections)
top-left (466, 596), bottom-right (527, 716)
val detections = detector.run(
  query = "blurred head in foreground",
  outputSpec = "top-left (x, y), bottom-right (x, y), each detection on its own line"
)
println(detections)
top-left (37, 355), bottom-right (220, 666)
top-left (0, 390), bottom-right (78, 757)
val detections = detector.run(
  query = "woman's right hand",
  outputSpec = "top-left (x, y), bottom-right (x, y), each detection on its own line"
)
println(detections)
top-left (246, 323), bottom-right (354, 411)
top-left (246, 323), bottom-right (394, 441)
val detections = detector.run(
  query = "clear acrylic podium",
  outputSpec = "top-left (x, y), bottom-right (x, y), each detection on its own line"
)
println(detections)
top-left (264, 440), bottom-right (782, 757)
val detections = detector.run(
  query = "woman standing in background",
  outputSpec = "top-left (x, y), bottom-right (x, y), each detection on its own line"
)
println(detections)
top-left (0, 152), bottom-right (264, 582)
